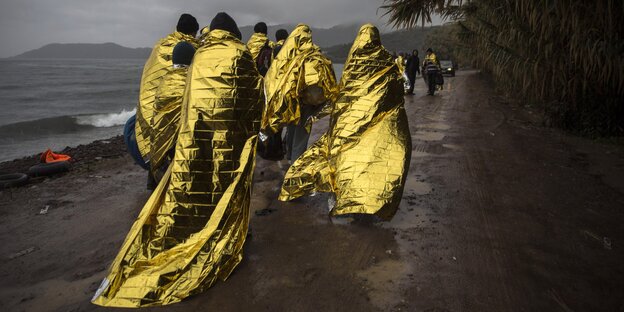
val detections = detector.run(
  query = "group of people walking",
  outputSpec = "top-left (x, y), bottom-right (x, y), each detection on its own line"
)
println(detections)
top-left (402, 48), bottom-right (442, 96)
top-left (94, 12), bottom-right (412, 307)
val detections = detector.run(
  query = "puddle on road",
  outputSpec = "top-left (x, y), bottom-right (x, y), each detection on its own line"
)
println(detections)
top-left (417, 122), bottom-right (451, 131)
top-left (357, 258), bottom-right (413, 311)
top-left (405, 181), bottom-right (432, 195)
top-left (412, 131), bottom-right (445, 141)
top-left (442, 144), bottom-right (461, 150)
top-left (412, 151), bottom-right (430, 158)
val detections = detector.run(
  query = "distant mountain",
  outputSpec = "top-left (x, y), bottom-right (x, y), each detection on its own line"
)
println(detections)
top-left (12, 43), bottom-right (151, 59)
top-left (324, 26), bottom-right (438, 63)
top-left (240, 24), bottom-right (363, 48)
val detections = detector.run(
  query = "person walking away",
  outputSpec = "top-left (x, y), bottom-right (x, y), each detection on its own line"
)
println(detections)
top-left (261, 24), bottom-right (339, 164)
top-left (423, 48), bottom-right (440, 95)
top-left (148, 41), bottom-right (195, 181)
top-left (91, 12), bottom-right (264, 307)
top-left (256, 28), bottom-right (290, 161)
top-left (247, 22), bottom-right (274, 62)
top-left (405, 49), bottom-right (420, 95)
top-left (279, 24), bottom-right (411, 221)
top-left (273, 29), bottom-right (289, 58)
top-left (135, 13), bottom-right (199, 189)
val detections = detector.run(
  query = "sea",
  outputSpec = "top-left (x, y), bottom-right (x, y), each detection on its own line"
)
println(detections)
top-left (0, 59), bottom-right (344, 162)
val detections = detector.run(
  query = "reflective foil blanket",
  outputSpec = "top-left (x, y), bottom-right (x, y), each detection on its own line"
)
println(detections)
top-left (149, 66), bottom-right (188, 172)
top-left (261, 24), bottom-right (339, 134)
top-left (92, 29), bottom-right (263, 307)
top-left (135, 31), bottom-right (197, 160)
top-left (247, 32), bottom-right (274, 62)
top-left (279, 24), bottom-right (412, 220)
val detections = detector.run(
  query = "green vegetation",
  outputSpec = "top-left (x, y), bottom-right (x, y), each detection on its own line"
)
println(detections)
top-left (381, 0), bottom-right (624, 136)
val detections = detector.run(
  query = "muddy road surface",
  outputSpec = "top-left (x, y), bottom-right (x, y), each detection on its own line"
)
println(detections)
top-left (1, 71), bottom-right (623, 311)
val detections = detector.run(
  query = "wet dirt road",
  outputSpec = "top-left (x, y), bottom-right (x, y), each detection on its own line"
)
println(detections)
top-left (1, 71), bottom-right (623, 311)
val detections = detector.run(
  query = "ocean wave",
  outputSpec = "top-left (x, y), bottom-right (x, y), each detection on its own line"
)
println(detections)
top-left (75, 108), bottom-right (135, 127)
top-left (0, 109), bottom-right (134, 140)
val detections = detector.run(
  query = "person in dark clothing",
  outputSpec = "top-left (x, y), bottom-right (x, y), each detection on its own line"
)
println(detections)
top-left (209, 12), bottom-right (242, 39)
top-left (405, 49), bottom-right (420, 95)
top-left (273, 29), bottom-right (289, 58)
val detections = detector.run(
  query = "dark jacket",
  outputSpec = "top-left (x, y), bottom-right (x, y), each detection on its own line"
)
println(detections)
top-left (405, 55), bottom-right (420, 76)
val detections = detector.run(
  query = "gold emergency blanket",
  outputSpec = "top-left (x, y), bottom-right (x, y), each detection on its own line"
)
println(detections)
top-left (262, 24), bottom-right (339, 134)
top-left (149, 66), bottom-right (188, 172)
top-left (279, 24), bottom-right (411, 220)
top-left (247, 32), bottom-right (274, 62)
top-left (92, 29), bottom-right (263, 307)
top-left (135, 31), bottom-right (197, 160)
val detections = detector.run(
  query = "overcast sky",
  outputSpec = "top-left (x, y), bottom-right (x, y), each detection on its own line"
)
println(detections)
top-left (0, 0), bottom-right (437, 58)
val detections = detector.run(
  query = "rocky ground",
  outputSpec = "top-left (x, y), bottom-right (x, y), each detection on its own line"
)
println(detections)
top-left (1, 71), bottom-right (623, 311)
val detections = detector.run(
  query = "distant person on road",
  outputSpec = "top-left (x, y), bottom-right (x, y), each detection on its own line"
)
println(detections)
top-left (405, 49), bottom-right (420, 95)
top-left (247, 22), bottom-right (274, 76)
top-left (148, 41), bottom-right (195, 180)
top-left (423, 48), bottom-right (440, 95)
top-left (135, 13), bottom-right (199, 189)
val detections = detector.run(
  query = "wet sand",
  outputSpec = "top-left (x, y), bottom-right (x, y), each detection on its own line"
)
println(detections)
top-left (1, 71), bottom-right (623, 311)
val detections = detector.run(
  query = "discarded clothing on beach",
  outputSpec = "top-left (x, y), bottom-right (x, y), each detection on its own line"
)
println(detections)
top-left (92, 21), bottom-right (263, 307)
top-left (261, 24), bottom-right (339, 135)
top-left (279, 24), bottom-right (412, 220)
top-left (134, 31), bottom-right (197, 161)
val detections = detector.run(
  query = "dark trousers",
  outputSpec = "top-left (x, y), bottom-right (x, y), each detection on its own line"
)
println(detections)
top-left (427, 72), bottom-right (437, 95)
top-left (285, 105), bottom-right (317, 161)
top-left (407, 73), bottom-right (416, 94)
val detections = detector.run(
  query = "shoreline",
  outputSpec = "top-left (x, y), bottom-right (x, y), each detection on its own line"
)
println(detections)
top-left (0, 135), bottom-right (127, 176)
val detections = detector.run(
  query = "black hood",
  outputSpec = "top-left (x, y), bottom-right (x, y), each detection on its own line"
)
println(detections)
top-left (254, 22), bottom-right (268, 34)
top-left (176, 13), bottom-right (199, 36)
top-left (209, 12), bottom-right (242, 40)
top-left (275, 29), bottom-right (288, 41)
top-left (172, 41), bottom-right (195, 65)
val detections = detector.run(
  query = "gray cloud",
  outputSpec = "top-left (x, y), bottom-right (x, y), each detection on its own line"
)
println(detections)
top-left (0, 0), bottom-right (408, 57)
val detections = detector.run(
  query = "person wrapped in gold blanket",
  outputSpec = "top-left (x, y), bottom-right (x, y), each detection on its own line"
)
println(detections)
top-left (279, 24), bottom-right (412, 220)
top-left (261, 24), bottom-right (339, 162)
top-left (149, 41), bottom-right (195, 176)
top-left (92, 12), bottom-right (263, 307)
top-left (135, 14), bottom-right (199, 162)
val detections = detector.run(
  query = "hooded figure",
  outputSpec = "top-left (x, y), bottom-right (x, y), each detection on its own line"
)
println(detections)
top-left (91, 12), bottom-right (263, 307)
top-left (135, 14), bottom-right (199, 162)
top-left (247, 22), bottom-right (274, 62)
top-left (273, 28), bottom-right (289, 58)
top-left (279, 24), bottom-right (412, 221)
top-left (261, 24), bottom-right (338, 161)
top-left (148, 41), bottom-right (195, 174)
top-left (262, 24), bottom-right (339, 133)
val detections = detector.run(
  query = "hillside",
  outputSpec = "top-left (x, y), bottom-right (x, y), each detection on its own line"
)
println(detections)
top-left (12, 43), bottom-right (151, 59)
top-left (324, 26), bottom-right (438, 63)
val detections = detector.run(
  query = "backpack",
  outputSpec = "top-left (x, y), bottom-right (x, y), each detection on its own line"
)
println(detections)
top-left (256, 43), bottom-right (273, 76)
